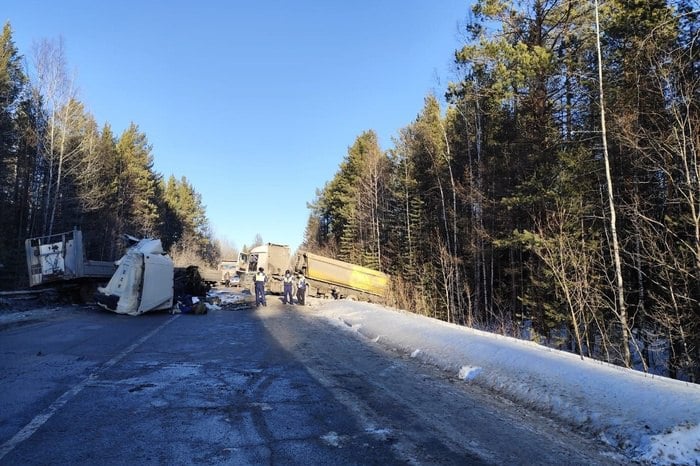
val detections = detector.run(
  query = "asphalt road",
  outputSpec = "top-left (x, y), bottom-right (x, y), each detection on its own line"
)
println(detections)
top-left (0, 293), bottom-right (623, 465)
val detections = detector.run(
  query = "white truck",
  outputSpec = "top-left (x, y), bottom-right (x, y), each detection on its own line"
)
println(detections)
top-left (25, 228), bottom-right (116, 302)
top-left (26, 228), bottom-right (203, 315)
top-left (94, 236), bottom-right (174, 316)
top-left (218, 260), bottom-right (239, 286)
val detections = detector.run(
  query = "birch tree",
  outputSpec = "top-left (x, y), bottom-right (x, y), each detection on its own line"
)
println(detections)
top-left (31, 37), bottom-right (80, 235)
top-left (594, 0), bottom-right (631, 367)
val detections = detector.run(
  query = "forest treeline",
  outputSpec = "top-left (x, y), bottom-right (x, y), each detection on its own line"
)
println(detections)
top-left (0, 24), bottom-right (218, 289)
top-left (302, 0), bottom-right (699, 381)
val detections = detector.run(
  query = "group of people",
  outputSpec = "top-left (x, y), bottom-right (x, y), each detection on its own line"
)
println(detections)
top-left (253, 267), bottom-right (307, 307)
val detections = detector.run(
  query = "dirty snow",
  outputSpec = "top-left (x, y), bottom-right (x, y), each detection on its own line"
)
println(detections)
top-left (311, 299), bottom-right (700, 465)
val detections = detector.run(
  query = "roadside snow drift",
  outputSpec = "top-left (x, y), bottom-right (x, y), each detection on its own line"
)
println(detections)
top-left (313, 300), bottom-right (700, 465)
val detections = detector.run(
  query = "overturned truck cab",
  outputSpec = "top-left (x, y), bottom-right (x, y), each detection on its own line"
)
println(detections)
top-left (95, 237), bottom-right (174, 316)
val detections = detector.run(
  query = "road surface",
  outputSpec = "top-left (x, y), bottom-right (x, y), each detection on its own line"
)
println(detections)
top-left (0, 293), bottom-right (623, 465)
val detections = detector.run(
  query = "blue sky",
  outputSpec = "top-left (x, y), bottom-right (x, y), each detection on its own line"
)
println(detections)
top-left (5, 1), bottom-right (469, 253)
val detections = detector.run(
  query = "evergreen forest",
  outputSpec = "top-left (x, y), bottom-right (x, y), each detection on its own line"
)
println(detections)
top-left (301, 0), bottom-right (700, 382)
top-left (1, 0), bottom-right (699, 382)
top-left (0, 25), bottom-right (218, 290)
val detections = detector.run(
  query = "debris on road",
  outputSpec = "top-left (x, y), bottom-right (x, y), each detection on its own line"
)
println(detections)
top-left (207, 288), bottom-right (255, 311)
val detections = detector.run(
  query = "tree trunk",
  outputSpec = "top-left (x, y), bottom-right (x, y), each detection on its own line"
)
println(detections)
top-left (595, 0), bottom-right (631, 367)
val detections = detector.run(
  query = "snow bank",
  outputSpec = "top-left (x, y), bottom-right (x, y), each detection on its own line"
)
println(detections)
top-left (314, 300), bottom-right (700, 465)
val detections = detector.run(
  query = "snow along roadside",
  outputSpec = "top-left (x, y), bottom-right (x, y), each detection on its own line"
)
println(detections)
top-left (312, 300), bottom-right (700, 465)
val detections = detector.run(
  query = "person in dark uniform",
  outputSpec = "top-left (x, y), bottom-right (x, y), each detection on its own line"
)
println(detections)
top-left (282, 270), bottom-right (294, 304)
top-left (296, 272), bottom-right (307, 306)
top-left (254, 267), bottom-right (267, 307)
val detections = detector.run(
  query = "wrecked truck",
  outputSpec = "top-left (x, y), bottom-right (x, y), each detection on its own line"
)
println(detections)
top-left (25, 228), bottom-right (117, 301)
top-left (293, 251), bottom-right (390, 303)
top-left (95, 236), bottom-right (174, 316)
top-left (236, 243), bottom-right (291, 293)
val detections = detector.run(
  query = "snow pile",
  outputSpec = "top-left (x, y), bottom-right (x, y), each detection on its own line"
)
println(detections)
top-left (314, 300), bottom-right (700, 465)
top-left (458, 365), bottom-right (483, 381)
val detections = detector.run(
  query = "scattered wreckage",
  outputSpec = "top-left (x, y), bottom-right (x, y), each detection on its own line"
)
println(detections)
top-left (26, 228), bottom-right (252, 316)
top-left (94, 235), bottom-right (254, 315)
top-left (25, 229), bottom-right (390, 316)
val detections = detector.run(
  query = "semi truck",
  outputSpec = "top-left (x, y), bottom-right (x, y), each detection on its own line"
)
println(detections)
top-left (25, 228), bottom-right (117, 301)
top-left (293, 251), bottom-right (390, 302)
top-left (25, 228), bottom-right (228, 314)
top-left (236, 243), bottom-right (291, 294)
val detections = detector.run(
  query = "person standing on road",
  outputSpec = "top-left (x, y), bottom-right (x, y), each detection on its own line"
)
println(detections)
top-left (254, 267), bottom-right (267, 307)
top-left (282, 270), bottom-right (294, 304)
top-left (296, 272), bottom-right (307, 306)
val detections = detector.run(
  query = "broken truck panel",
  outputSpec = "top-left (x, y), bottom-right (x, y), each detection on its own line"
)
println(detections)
top-left (25, 228), bottom-right (115, 287)
top-left (95, 238), bottom-right (173, 316)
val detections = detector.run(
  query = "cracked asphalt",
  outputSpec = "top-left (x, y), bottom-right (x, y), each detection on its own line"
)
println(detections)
top-left (0, 292), bottom-right (623, 465)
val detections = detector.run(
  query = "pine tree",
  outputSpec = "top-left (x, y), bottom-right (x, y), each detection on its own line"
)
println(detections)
top-left (0, 21), bottom-right (32, 287)
top-left (63, 122), bottom-right (120, 260)
top-left (115, 123), bottom-right (161, 237)
top-left (601, 0), bottom-right (699, 378)
top-left (161, 175), bottom-right (211, 261)
top-left (452, 0), bottom-right (610, 334)
top-left (311, 130), bottom-right (390, 269)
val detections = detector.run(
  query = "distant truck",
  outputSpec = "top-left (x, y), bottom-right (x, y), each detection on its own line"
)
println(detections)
top-left (229, 243), bottom-right (390, 302)
top-left (183, 262), bottom-right (231, 288)
top-left (218, 260), bottom-right (239, 286)
top-left (294, 251), bottom-right (389, 302)
top-left (25, 228), bottom-right (117, 301)
top-left (236, 243), bottom-right (291, 294)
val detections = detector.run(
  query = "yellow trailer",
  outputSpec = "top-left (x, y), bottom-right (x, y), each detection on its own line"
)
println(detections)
top-left (294, 251), bottom-right (389, 301)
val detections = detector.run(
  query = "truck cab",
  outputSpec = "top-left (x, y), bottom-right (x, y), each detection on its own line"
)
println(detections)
top-left (236, 243), bottom-right (291, 293)
top-left (218, 260), bottom-right (238, 286)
